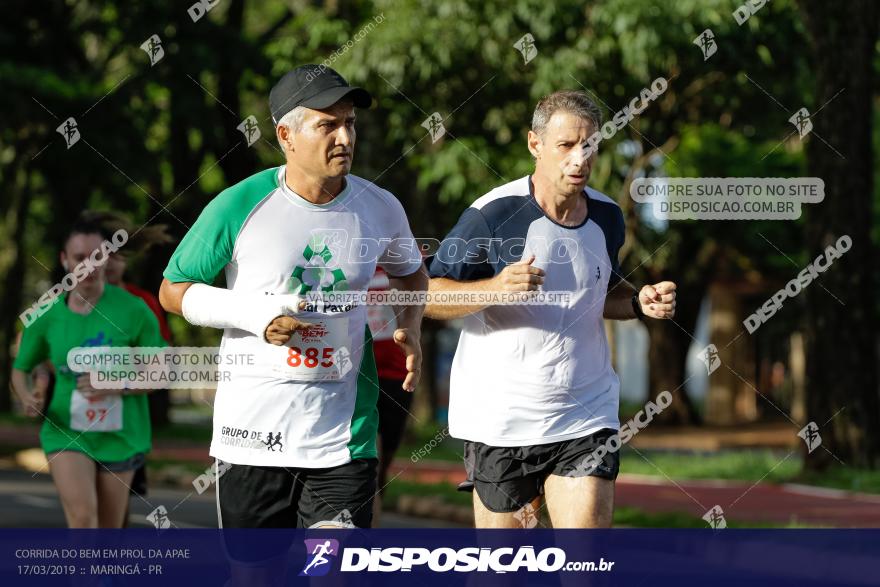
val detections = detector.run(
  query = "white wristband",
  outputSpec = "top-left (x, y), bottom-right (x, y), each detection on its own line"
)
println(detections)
top-left (181, 283), bottom-right (303, 341)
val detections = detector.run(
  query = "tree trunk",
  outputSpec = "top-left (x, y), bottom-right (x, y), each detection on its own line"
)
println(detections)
top-left (704, 282), bottom-right (757, 424)
top-left (798, 0), bottom-right (880, 469)
top-left (645, 273), bottom-right (705, 425)
top-left (216, 0), bottom-right (258, 184)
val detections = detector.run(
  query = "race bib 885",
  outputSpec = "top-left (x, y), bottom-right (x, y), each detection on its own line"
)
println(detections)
top-left (271, 316), bottom-right (350, 382)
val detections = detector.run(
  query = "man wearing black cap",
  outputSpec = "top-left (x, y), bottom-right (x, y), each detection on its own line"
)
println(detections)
top-left (159, 65), bottom-right (427, 530)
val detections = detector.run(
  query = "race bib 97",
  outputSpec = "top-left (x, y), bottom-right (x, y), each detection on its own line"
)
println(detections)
top-left (271, 316), bottom-right (350, 382)
top-left (70, 390), bottom-right (123, 432)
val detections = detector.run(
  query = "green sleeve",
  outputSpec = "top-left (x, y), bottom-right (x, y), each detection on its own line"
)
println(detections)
top-left (13, 317), bottom-right (49, 372)
top-left (163, 167), bottom-right (278, 284)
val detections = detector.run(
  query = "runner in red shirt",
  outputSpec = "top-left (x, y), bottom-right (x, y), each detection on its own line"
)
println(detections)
top-left (82, 211), bottom-right (173, 519)
top-left (367, 267), bottom-right (413, 519)
top-left (106, 263), bottom-right (172, 344)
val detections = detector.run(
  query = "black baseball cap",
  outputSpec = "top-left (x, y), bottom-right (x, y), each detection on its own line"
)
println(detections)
top-left (269, 64), bottom-right (372, 124)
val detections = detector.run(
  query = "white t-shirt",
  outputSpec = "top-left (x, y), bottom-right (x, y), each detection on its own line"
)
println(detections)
top-left (427, 176), bottom-right (624, 447)
top-left (164, 166), bottom-right (422, 467)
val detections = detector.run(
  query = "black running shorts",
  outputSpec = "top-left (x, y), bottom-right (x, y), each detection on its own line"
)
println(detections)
top-left (216, 457), bottom-right (377, 529)
top-left (458, 428), bottom-right (620, 513)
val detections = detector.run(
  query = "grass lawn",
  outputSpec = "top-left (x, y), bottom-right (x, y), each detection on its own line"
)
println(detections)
top-left (397, 422), bottom-right (465, 463)
top-left (381, 479), bottom-right (807, 528)
top-left (621, 447), bottom-right (802, 483)
top-left (4, 413), bottom-right (878, 496)
top-left (0, 413), bottom-right (33, 427)
top-left (397, 422), bottom-right (880, 495)
top-left (152, 422), bottom-right (212, 444)
top-left (145, 457), bottom-right (208, 476)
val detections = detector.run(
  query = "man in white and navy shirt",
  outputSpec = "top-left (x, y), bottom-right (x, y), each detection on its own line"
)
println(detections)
top-left (426, 90), bottom-right (676, 528)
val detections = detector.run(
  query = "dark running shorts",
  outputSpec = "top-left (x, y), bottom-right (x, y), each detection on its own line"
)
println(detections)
top-left (216, 457), bottom-right (377, 529)
top-left (130, 462), bottom-right (147, 496)
top-left (458, 428), bottom-right (620, 513)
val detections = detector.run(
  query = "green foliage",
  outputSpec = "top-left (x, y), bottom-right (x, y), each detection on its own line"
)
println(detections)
top-left (622, 447), bottom-right (802, 483)
top-left (379, 479), bottom-right (814, 527)
top-left (1, 0), bottom-right (875, 426)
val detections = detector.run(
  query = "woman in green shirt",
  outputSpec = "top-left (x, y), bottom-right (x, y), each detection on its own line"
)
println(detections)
top-left (11, 218), bottom-right (165, 528)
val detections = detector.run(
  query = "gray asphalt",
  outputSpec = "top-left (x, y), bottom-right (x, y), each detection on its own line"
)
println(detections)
top-left (0, 467), bottom-right (463, 528)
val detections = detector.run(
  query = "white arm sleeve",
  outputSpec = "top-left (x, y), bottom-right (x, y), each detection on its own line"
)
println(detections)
top-left (181, 283), bottom-right (302, 340)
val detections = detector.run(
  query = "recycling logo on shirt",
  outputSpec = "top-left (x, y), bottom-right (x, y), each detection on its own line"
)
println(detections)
top-left (288, 235), bottom-right (349, 294)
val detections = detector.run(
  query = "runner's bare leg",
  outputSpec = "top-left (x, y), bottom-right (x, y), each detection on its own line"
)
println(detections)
top-left (48, 451), bottom-right (98, 528)
top-left (543, 474), bottom-right (614, 528)
top-left (473, 491), bottom-right (540, 528)
top-left (96, 469), bottom-right (136, 528)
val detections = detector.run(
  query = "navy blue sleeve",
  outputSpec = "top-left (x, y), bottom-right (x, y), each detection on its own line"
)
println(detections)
top-left (588, 199), bottom-right (626, 289)
top-left (426, 207), bottom-right (496, 281)
top-left (607, 206), bottom-right (625, 288)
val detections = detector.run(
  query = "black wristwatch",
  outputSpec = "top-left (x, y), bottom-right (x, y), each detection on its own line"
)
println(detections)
top-left (631, 294), bottom-right (645, 321)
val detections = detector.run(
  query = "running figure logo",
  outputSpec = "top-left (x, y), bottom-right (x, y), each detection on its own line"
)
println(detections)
top-left (513, 502), bottom-right (539, 528)
top-left (237, 115), bottom-right (261, 147)
top-left (702, 505), bottom-right (727, 529)
top-left (421, 113), bottom-right (446, 143)
top-left (56, 117), bottom-right (81, 149)
top-left (693, 29), bottom-right (717, 61)
top-left (797, 421), bottom-right (822, 453)
top-left (146, 505), bottom-right (172, 529)
top-left (83, 331), bottom-right (113, 347)
top-left (299, 538), bottom-right (340, 577)
top-left (513, 33), bottom-right (538, 64)
top-left (697, 344), bottom-right (721, 375)
top-left (59, 331), bottom-right (113, 378)
top-left (789, 107), bottom-right (813, 138)
top-left (139, 34), bottom-right (165, 66)
top-left (334, 347), bottom-right (353, 378)
top-left (263, 432), bottom-right (284, 452)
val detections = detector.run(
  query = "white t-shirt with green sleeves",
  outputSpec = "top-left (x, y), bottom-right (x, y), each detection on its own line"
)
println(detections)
top-left (164, 166), bottom-right (422, 468)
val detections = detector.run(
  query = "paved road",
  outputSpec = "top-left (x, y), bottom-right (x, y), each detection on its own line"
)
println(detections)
top-left (392, 461), bottom-right (880, 527)
top-left (614, 473), bottom-right (880, 527)
top-left (9, 423), bottom-right (879, 528)
top-left (0, 468), bottom-right (216, 528)
top-left (0, 468), bottom-right (464, 529)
